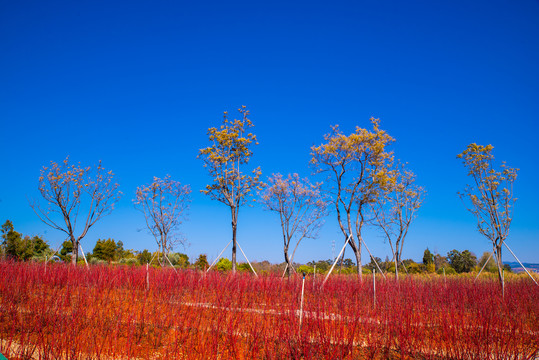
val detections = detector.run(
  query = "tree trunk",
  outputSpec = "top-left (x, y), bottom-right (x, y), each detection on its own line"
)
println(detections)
top-left (284, 247), bottom-right (291, 277)
top-left (230, 205), bottom-right (238, 273)
top-left (231, 221), bottom-right (237, 273)
top-left (348, 236), bottom-right (362, 280)
top-left (495, 244), bottom-right (504, 296)
top-left (394, 256), bottom-right (399, 281)
top-left (71, 237), bottom-right (78, 265)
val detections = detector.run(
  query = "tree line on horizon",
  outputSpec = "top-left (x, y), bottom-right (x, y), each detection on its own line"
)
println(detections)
top-left (1, 106), bottom-right (519, 290)
top-left (0, 222), bottom-right (511, 276)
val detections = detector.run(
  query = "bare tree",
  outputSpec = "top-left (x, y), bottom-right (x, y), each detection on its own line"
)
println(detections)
top-left (311, 118), bottom-right (394, 277)
top-left (261, 173), bottom-right (328, 276)
top-left (458, 143), bottom-right (518, 291)
top-left (134, 175), bottom-right (191, 263)
top-left (31, 157), bottom-right (121, 265)
top-left (371, 162), bottom-right (425, 280)
top-left (198, 106), bottom-right (262, 272)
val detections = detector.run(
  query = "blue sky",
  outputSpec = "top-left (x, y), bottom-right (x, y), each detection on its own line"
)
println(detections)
top-left (1, 0), bottom-right (538, 264)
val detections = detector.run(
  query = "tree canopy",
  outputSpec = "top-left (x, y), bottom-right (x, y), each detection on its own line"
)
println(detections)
top-left (31, 157), bottom-right (121, 264)
top-left (311, 118), bottom-right (394, 277)
top-left (458, 143), bottom-right (518, 290)
top-left (198, 106), bottom-right (262, 272)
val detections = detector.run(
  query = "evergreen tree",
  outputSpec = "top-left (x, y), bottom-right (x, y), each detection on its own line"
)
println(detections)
top-left (423, 248), bottom-right (434, 265)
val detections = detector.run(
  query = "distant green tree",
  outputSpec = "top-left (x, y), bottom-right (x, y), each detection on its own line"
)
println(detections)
top-left (366, 256), bottom-right (383, 272)
top-left (31, 236), bottom-right (50, 257)
top-left (237, 262), bottom-right (255, 273)
top-left (137, 249), bottom-right (153, 265)
top-left (120, 248), bottom-right (137, 260)
top-left (422, 248), bottom-right (435, 272)
top-left (423, 248), bottom-right (434, 265)
top-left (1, 220), bottom-right (23, 259)
top-left (478, 251), bottom-right (496, 273)
top-left (461, 250), bottom-right (478, 272)
top-left (1, 221), bottom-right (51, 261)
top-left (295, 265), bottom-right (313, 274)
top-left (194, 254), bottom-right (209, 270)
top-left (405, 261), bottom-right (421, 274)
top-left (307, 260), bottom-right (331, 272)
top-left (168, 252), bottom-right (189, 268)
top-left (447, 249), bottom-right (477, 273)
top-left (21, 235), bottom-right (50, 260)
top-left (116, 240), bottom-right (125, 259)
top-left (59, 240), bottom-right (73, 262)
top-left (93, 238), bottom-right (118, 262)
top-left (433, 253), bottom-right (448, 271)
top-left (342, 258), bottom-right (355, 268)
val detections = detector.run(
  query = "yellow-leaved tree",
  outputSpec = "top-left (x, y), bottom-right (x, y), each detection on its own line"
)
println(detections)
top-left (311, 118), bottom-right (394, 277)
top-left (371, 162), bottom-right (425, 280)
top-left (458, 143), bottom-right (518, 291)
top-left (198, 106), bottom-right (262, 272)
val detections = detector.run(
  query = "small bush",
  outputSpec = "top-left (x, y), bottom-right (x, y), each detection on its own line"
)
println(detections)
top-left (215, 257), bottom-right (232, 272)
top-left (436, 266), bottom-right (456, 275)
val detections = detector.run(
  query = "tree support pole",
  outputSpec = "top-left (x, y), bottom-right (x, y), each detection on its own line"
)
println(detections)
top-left (281, 262), bottom-right (298, 279)
top-left (322, 234), bottom-right (352, 287)
top-left (362, 239), bottom-right (386, 279)
top-left (475, 251), bottom-right (495, 281)
top-left (206, 240), bottom-right (232, 272)
top-left (163, 253), bottom-right (179, 274)
top-left (45, 241), bottom-right (65, 265)
top-left (399, 259), bottom-right (410, 275)
top-left (503, 242), bottom-right (539, 287)
top-left (299, 272), bottom-right (306, 330)
top-left (237, 241), bottom-right (258, 277)
top-left (148, 252), bottom-right (158, 265)
top-left (79, 243), bottom-right (89, 269)
top-left (281, 263), bottom-right (289, 279)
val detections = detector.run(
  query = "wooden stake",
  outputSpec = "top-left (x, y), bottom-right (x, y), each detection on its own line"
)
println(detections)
top-left (502, 268), bottom-right (505, 299)
top-left (443, 267), bottom-right (446, 285)
top-left (299, 272), bottom-right (306, 330)
top-left (373, 268), bottom-right (376, 308)
top-left (146, 263), bottom-right (150, 291)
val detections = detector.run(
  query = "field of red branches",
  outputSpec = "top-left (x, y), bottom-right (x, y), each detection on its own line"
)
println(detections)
top-left (0, 261), bottom-right (538, 360)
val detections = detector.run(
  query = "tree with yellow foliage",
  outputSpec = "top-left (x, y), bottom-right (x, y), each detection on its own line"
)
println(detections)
top-left (31, 157), bottom-right (121, 265)
top-left (371, 162), bottom-right (425, 280)
top-left (198, 106), bottom-right (262, 272)
top-left (458, 143), bottom-right (518, 291)
top-left (311, 118), bottom-right (394, 277)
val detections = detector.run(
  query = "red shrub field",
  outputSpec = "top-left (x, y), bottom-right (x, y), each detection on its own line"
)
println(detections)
top-left (0, 260), bottom-right (538, 359)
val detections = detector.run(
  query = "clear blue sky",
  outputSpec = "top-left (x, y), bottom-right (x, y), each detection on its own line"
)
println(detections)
top-left (1, 0), bottom-right (538, 264)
